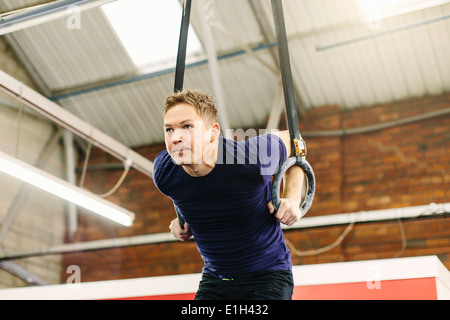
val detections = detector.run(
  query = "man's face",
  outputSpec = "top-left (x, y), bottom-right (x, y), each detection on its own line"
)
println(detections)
top-left (164, 103), bottom-right (212, 166)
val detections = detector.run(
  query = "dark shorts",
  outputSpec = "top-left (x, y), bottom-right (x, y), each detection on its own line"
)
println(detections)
top-left (194, 270), bottom-right (294, 300)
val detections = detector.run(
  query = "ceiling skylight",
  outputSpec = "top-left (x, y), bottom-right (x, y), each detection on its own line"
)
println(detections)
top-left (102, 0), bottom-right (203, 68)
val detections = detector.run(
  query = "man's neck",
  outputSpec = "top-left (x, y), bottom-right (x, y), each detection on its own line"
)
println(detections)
top-left (182, 162), bottom-right (215, 177)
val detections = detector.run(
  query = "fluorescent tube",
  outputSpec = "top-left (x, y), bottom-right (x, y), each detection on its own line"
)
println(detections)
top-left (0, 150), bottom-right (134, 227)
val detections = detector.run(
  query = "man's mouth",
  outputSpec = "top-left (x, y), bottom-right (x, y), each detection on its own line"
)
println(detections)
top-left (172, 147), bottom-right (191, 155)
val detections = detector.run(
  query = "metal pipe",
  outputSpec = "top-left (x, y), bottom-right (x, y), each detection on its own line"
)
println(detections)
top-left (302, 107), bottom-right (450, 138)
top-left (63, 130), bottom-right (78, 241)
top-left (0, 261), bottom-right (50, 285)
top-left (0, 232), bottom-right (177, 261)
top-left (283, 202), bottom-right (450, 230)
top-left (0, 202), bottom-right (448, 261)
top-left (317, 13), bottom-right (450, 52)
top-left (196, 0), bottom-right (231, 138)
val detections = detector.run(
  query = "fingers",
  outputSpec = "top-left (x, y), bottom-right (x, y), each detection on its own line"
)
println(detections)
top-left (267, 201), bottom-right (275, 214)
top-left (273, 200), bottom-right (301, 227)
top-left (169, 218), bottom-right (193, 242)
top-left (179, 230), bottom-right (193, 242)
top-left (179, 222), bottom-right (192, 241)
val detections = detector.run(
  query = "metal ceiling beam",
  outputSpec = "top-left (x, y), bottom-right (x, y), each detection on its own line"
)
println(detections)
top-left (50, 42), bottom-right (277, 101)
top-left (196, 0), bottom-right (231, 137)
top-left (248, 0), bottom-right (307, 116)
top-left (3, 34), bottom-right (52, 97)
top-left (0, 0), bottom-right (117, 36)
top-left (0, 70), bottom-right (154, 178)
top-left (247, 0), bottom-right (278, 64)
top-left (0, 261), bottom-right (50, 285)
top-left (63, 130), bottom-right (78, 241)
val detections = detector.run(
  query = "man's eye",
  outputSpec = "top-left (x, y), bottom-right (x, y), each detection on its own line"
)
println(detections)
top-left (165, 128), bottom-right (173, 133)
top-left (184, 125), bottom-right (192, 129)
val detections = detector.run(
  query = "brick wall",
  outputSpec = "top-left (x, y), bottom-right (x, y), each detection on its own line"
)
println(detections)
top-left (61, 93), bottom-right (450, 283)
top-left (285, 93), bottom-right (450, 268)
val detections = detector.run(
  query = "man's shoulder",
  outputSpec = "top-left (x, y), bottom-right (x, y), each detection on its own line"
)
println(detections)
top-left (244, 132), bottom-right (285, 153)
top-left (154, 149), bottom-right (170, 167)
top-left (221, 133), bottom-right (282, 147)
top-left (152, 150), bottom-right (173, 181)
top-left (154, 149), bottom-right (169, 162)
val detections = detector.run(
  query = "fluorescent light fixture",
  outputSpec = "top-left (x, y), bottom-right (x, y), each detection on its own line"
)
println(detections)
top-left (101, 0), bottom-right (203, 68)
top-left (0, 150), bottom-right (134, 227)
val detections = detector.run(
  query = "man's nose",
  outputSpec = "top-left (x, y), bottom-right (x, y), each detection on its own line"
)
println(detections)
top-left (171, 129), bottom-right (186, 143)
top-left (171, 135), bottom-right (183, 144)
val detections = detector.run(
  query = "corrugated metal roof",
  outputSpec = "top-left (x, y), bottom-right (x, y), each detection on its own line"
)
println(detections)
top-left (0, 0), bottom-right (49, 14)
top-left (191, 0), bottom-right (266, 54)
top-left (2, 0), bottom-right (450, 147)
top-left (59, 50), bottom-right (279, 146)
top-left (9, 7), bottom-right (136, 91)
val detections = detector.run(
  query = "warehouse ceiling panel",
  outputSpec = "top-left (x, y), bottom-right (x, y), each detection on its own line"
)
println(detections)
top-left (0, 0), bottom-right (449, 147)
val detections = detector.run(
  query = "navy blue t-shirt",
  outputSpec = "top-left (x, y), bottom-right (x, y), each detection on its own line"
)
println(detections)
top-left (153, 133), bottom-right (291, 279)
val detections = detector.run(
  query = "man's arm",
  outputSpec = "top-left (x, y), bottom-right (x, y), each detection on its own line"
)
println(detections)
top-left (268, 130), bottom-right (306, 226)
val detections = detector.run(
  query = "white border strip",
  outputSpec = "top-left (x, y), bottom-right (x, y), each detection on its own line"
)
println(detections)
top-left (0, 256), bottom-right (448, 300)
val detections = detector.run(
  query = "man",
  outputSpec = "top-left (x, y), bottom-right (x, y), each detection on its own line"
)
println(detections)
top-left (153, 89), bottom-right (306, 300)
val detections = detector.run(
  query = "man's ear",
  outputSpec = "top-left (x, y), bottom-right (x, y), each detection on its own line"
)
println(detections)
top-left (209, 123), bottom-right (220, 142)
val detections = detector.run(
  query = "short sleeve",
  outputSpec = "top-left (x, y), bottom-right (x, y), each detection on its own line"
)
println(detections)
top-left (247, 133), bottom-right (287, 178)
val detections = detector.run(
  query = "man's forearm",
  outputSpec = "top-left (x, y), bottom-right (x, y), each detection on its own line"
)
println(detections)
top-left (282, 165), bottom-right (306, 204)
top-left (272, 129), bottom-right (307, 204)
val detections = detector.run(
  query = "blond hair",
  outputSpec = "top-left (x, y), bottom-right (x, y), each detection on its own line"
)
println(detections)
top-left (164, 89), bottom-right (218, 126)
